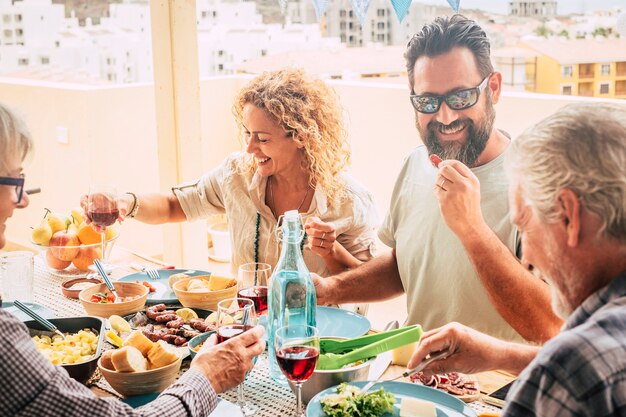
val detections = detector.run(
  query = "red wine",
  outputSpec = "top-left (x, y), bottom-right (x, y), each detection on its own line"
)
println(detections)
top-left (89, 209), bottom-right (119, 227)
top-left (238, 286), bottom-right (268, 313)
top-left (217, 324), bottom-right (253, 344)
top-left (276, 345), bottom-right (319, 382)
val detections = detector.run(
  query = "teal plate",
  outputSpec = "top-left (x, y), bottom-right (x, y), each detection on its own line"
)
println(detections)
top-left (259, 306), bottom-right (370, 341)
top-left (316, 306), bottom-right (370, 338)
top-left (1, 301), bottom-right (56, 321)
top-left (307, 381), bottom-right (477, 417)
top-left (118, 268), bottom-right (211, 304)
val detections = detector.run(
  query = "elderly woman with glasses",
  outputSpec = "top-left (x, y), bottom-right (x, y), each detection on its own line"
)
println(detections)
top-left (86, 69), bottom-right (378, 276)
top-left (0, 101), bottom-right (265, 416)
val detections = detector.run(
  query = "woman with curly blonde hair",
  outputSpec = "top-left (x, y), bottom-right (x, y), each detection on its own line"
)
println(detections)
top-left (105, 69), bottom-right (378, 275)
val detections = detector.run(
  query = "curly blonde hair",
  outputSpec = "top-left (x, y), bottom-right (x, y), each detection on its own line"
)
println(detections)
top-left (233, 69), bottom-right (350, 204)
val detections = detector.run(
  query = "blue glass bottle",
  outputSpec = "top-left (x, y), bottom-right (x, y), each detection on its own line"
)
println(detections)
top-left (267, 210), bottom-right (317, 383)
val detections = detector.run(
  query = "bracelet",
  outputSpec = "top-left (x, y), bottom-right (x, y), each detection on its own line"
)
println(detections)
top-left (126, 192), bottom-right (140, 218)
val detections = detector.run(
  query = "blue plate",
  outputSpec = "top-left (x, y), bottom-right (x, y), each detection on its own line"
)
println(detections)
top-left (307, 381), bottom-right (477, 417)
top-left (316, 306), bottom-right (370, 338)
top-left (118, 268), bottom-right (211, 304)
top-left (1, 301), bottom-right (56, 321)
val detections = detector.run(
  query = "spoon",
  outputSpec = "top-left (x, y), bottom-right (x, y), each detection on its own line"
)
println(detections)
top-left (93, 258), bottom-right (118, 303)
top-left (13, 300), bottom-right (66, 340)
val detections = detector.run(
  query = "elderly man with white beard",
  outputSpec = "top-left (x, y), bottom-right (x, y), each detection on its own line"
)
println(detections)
top-left (408, 102), bottom-right (626, 417)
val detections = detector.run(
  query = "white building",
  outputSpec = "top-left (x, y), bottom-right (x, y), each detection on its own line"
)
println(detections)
top-left (509, 0), bottom-right (557, 18)
top-left (0, 0), bottom-right (341, 84)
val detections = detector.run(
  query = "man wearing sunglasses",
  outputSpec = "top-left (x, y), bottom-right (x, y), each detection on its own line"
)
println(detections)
top-left (315, 15), bottom-right (562, 345)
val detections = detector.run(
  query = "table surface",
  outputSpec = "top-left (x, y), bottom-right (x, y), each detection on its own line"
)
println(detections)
top-left (23, 246), bottom-right (507, 416)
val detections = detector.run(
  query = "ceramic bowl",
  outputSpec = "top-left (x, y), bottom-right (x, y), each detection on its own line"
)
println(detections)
top-left (79, 281), bottom-right (148, 318)
top-left (187, 331), bottom-right (215, 359)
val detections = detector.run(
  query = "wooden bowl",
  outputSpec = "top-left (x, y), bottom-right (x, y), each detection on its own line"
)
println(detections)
top-left (173, 276), bottom-right (237, 310)
top-left (98, 355), bottom-right (182, 397)
top-left (61, 277), bottom-right (102, 299)
top-left (79, 282), bottom-right (148, 318)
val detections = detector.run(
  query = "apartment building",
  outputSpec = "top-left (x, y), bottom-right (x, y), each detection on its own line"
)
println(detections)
top-left (509, 0), bottom-right (557, 18)
top-left (521, 38), bottom-right (626, 99)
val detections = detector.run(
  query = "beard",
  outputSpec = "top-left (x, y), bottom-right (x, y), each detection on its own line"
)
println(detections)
top-left (417, 96), bottom-right (496, 167)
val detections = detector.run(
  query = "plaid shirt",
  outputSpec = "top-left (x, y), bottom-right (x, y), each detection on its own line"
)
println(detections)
top-left (503, 273), bottom-right (626, 417)
top-left (0, 308), bottom-right (218, 417)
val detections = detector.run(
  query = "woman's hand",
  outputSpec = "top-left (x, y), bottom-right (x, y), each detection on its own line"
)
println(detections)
top-left (304, 217), bottom-right (337, 258)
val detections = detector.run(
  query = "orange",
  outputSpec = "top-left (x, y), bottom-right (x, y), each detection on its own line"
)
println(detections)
top-left (77, 222), bottom-right (101, 245)
top-left (72, 245), bottom-right (102, 272)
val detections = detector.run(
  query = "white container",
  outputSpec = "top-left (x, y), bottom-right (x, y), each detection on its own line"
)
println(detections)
top-left (207, 223), bottom-right (231, 262)
top-left (0, 251), bottom-right (35, 302)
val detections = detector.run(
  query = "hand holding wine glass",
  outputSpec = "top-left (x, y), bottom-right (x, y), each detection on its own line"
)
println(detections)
top-left (275, 324), bottom-right (320, 417)
top-left (217, 298), bottom-right (259, 416)
top-left (87, 185), bottom-right (118, 268)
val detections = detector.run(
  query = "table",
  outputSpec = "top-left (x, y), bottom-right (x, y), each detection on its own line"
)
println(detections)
top-left (28, 247), bottom-right (506, 416)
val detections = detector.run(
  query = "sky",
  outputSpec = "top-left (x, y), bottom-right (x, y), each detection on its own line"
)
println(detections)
top-left (421, 0), bottom-right (626, 15)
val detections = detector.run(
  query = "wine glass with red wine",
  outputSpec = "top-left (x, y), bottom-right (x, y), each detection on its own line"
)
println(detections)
top-left (87, 184), bottom-right (118, 269)
top-left (217, 298), bottom-right (258, 416)
top-left (275, 324), bottom-right (320, 417)
top-left (237, 263), bottom-right (271, 315)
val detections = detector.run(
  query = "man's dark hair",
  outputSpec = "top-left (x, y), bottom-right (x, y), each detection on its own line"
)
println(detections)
top-left (405, 14), bottom-right (493, 91)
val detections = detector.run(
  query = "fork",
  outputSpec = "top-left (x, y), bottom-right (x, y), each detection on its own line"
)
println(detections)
top-left (145, 268), bottom-right (160, 280)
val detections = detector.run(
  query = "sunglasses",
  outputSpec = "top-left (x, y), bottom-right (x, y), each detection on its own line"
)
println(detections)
top-left (410, 74), bottom-right (492, 114)
top-left (0, 174), bottom-right (25, 204)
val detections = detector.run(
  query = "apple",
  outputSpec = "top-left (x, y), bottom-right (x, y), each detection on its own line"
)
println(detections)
top-left (45, 250), bottom-right (72, 270)
top-left (49, 228), bottom-right (80, 261)
top-left (72, 245), bottom-right (102, 272)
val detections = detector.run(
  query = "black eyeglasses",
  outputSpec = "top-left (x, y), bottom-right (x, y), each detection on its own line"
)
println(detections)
top-left (410, 74), bottom-right (492, 114)
top-left (0, 174), bottom-right (25, 204)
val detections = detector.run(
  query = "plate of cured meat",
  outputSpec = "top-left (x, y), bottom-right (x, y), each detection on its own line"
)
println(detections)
top-left (409, 372), bottom-right (480, 403)
top-left (123, 303), bottom-right (217, 356)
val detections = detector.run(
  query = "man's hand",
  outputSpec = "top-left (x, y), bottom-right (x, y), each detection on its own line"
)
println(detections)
top-left (191, 325), bottom-right (265, 393)
top-left (434, 160), bottom-right (486, 237)
top-left (304, 217), bottom-right (336, 258)
top-left (311, 273), bottom-right (333, 305)
top-left (79, 193), bottom-right (128, 232)
top-left (408, 322), bottom-right (515, 376)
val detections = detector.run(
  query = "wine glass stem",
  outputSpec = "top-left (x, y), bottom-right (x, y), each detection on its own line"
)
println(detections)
top-left (100, 232), bottom-right (106, 263)
top-left (237, 382), bottom-right (246, 408)
top-left (295, 382), bottom-right (304, 417)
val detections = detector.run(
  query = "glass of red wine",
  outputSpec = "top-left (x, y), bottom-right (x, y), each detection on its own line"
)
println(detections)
top-left (237, 263), bottom-right (271, 315)
top-left (217, 297), bottom-right (258, 416)
top-left (275, 324), bottom-right (320, 417)
top-left (87, 184), bottom-right (118, 269)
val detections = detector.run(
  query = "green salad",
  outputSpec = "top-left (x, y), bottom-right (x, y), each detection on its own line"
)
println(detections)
top-left (320, 383), bottom-right (396, 417)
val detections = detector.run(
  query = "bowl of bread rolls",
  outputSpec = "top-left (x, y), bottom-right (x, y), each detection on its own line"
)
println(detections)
top-left (172, 275), bottom-right (237, 310)
top-left (98, 330), bottom-right (182, 396)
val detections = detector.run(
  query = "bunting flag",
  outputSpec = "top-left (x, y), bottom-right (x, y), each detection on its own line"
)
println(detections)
top-left (390, 0), bottom-right (412, 23)
top-left (349, 0), bottom-right (371, 26)
top-left (312, 0), bottom-right (329, 20)
top-left (447, 0), bottom-right (460, 13)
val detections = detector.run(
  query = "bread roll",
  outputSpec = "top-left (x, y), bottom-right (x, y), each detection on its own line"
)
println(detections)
top-left (111, 346), bottom-right (148, 372)
top-left (147, 340), bottom-right (179, 369)
top-left (186, 278), bottom-right (208, 292)
top-left (100, 350), bottom-right (115, 371)
top-left (208, 275), bottom-right (236, 291)
top-left (122, 330), bottom-right (154, 356)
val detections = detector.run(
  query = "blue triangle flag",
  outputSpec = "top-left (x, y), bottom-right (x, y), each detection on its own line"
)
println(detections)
top-left (390, 0), bottom-right (412, 22)
top-left (312, 0), bottom-right (329, 19)
top-left (447, 0), bottom-right (460, 13)
top-left (350, 0), bottom-right (371, 26)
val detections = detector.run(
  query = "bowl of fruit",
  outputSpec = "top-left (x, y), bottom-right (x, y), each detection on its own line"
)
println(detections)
top-left (31, 208), bottom-right (119, 277)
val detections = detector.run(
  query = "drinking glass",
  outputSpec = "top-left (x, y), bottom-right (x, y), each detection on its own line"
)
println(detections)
top-left (237, 263), bottom-right (271, 315)
top-left (217, 298), bottom-right (258, 416)
top-left (87, 184), bottom-right (118, 269)
top-left (275, 324), bottom-right (320, 417)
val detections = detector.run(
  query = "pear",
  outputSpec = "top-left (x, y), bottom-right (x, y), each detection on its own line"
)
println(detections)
top-left (47, 211), bottom-right (71, 234)
top-left (31, 218), bottom-right (53, 245)
top-left (70, 207), bottom-right (84, 226)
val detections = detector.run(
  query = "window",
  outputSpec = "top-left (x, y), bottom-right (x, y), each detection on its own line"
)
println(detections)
top-left (16, 29), bottom-right (23, 36)
top-left (15, 14), bottom-right (22, 22)
top-left (599, 82), bottom-right (610, 94)
top-left (377, 22), bottom-right (385, 30)
top-left (217, 50), bottom-right (224, 57)
top-left (340, 22), bottom-right (346, 29)
top-left (4, 29), bottom-right (12, 37)
top-left (18, 58), bottom-right (28, 66)
top-left (601, 64), bottom-right (610, 76)
top-left (3, 15), bottom-right (10, 24)
top-left (561, 85), bottom-right (572, 95)
top-left (40, 56), bottom-right (49, 64)
top-left (218, 64), bottom-right (223, 71)
top-left (201, 11), bottom-right (208, 18)
top-left (340, 10), bottom-right (346, 17)
top-left (260, 50), bottom-right (266, 57)
top-left (561, 65), bottom-right (573, 78)
top-left (377, 34), bottom-right (385, 41)
top-left (377, 9), bottom-right (385, 16)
